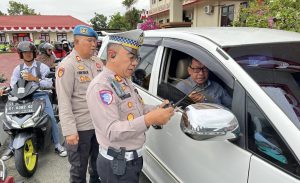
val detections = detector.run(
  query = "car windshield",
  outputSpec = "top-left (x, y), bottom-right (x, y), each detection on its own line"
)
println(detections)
top-left (225, 42), bottom-right (300, 129)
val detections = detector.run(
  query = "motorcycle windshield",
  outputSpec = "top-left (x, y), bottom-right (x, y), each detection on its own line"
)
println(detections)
top-left (11, 79), bottom-right (39, 99)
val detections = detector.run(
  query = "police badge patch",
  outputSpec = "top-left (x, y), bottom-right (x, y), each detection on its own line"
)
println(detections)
top-left (99, 90), bottom-right (113, 105)
top-left (58, 67), bottom-right (64, 78)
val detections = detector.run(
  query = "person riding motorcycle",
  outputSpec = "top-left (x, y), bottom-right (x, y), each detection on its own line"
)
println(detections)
top-left (53, 41), bottom-right (67, 59)
top-left (0, 41), bottom-right (67, 161)
top-left (61, 39), bottom-right (72, 55)
top-left (36, 42), bottom-right (56, 69)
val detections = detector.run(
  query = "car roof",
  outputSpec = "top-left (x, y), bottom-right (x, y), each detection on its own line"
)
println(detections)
top-left (145, 27), bottom-right (300, 47)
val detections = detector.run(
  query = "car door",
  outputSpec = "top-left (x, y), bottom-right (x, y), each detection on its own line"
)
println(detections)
top-left (139, 36), bottom-right (252, 183)
top-left (224, 42), bottom-right (300, 182)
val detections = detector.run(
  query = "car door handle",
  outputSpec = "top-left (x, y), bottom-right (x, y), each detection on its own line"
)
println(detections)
top-left (152, 125), bottom-right (163, 129)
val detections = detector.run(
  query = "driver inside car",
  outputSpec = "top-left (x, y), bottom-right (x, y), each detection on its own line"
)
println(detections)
top-left (176, 58), bottom-right (232, 108)
top-left (0, 41), bottom-right (67, 161)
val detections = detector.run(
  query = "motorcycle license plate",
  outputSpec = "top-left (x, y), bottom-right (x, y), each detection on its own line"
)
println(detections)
top-left (6, 102), bottom-right (35, 115)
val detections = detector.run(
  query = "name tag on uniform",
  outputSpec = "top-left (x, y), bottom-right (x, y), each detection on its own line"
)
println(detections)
top-left (77, 71), bottom-right (89, 74)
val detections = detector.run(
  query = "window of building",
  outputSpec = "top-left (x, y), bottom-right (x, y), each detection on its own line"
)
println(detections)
top-left (0, 33), bottom-right (5, 43)
top-left (241, 2), bottom-right (248, 8)
top-left (13, 33), bottom-right (30, 42)
top-left (40, 33), bottom-right (50, 42)
top-left (152, 0), bottom-right (156, 4)
top-left (57, 33), bottom-right (67, 41)
top-left (246, 95), bottom-right (300, 177)
top-left (132, 45), bottom-right (157, 90)
top-left (221, 5), bottom-right (235, 27)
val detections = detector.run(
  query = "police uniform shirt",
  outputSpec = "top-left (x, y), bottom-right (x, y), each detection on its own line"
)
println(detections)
top-left (86, 67), bottom-right (155, 151)
top-left (55, 49), bottom-right (103, 136)
top-left (176, 76), bottom-right (232, 108)
top-left (10, 60), bottom-right (52, 88)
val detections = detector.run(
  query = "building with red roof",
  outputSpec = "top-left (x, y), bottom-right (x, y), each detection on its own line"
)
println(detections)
top-left (0, 15), bottom-right (90, 45)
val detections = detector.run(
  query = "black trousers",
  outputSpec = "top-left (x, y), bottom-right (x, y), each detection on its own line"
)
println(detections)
top-left (97, 153), bottom-right (143, 183)
top-left (65, 130), bottom-right (100, 183)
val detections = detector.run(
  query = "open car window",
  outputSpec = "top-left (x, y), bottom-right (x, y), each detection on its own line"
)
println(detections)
top-left (157, 47), bottom-right (233, 110)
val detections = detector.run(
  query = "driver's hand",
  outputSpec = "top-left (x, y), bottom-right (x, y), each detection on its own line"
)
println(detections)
top-left (66, 134), bottom-right (79, 145)
top-left (159, 100), bottom-right (170, 108)
top-left (22, 72), bottom-right (38, 82)
top-left (189, 92), bottom-right (206, 103)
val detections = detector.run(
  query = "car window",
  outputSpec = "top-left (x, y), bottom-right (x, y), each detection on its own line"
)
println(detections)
top-left (157, 47), bottom-right (233, 109)
top-left (247, 95), bottom-right (300, 178)
top-left (133, 45), bottom-right (157, 90)
top-left (226, 42), bottom-right (300, 129)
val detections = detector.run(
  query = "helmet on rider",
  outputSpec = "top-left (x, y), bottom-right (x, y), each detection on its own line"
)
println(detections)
top-left (54, 41), bottom-right (63, 51)
top-left (17, 41), bottom-right (37, 59)
top-left (38, 42), bottom-right (54, 56)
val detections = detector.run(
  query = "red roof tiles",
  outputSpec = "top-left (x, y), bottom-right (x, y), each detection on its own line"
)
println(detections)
top-left (0, 15), bottom-right (89, 29)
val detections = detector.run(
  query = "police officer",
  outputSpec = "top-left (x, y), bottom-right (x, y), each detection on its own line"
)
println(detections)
top-left (86, 29), bottom-right (174, 182)
top-left (55, 25), bottom-right (103, 183)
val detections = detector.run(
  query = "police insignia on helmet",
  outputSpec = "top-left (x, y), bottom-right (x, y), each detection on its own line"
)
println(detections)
top-left (138, 33), bottom-right (144, 45)
top-left (80, 28), bottom-right (88, 34)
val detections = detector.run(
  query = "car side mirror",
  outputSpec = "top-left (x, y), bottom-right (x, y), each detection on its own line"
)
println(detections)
top-left (180, 103), bottom-right (240, 141)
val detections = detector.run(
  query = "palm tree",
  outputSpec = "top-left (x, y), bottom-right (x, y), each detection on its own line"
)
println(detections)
top-left (122, 0), bottom-right (137, 10)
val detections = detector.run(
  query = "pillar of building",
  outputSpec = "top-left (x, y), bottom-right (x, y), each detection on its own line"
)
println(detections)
top-left (30, 33), bottom-right (33, 41)
top-left (193, 5), bottom-right (198, 27)
top-left (5, 34), bottom-right (10, 43)
top-left (170, 0), bottom-right (183, 22)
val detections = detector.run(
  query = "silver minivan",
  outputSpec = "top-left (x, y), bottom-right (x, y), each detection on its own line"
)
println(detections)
top-left (99, 27), bottom-right (300, 183)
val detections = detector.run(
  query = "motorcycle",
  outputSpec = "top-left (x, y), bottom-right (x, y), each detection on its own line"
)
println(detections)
top-left (1, 79), bottom-right (52, 177)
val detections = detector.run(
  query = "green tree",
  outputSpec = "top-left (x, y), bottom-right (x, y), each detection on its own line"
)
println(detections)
top-left (122, 0), bottom-right (137, 10)
top-left (7, 0), bottom-right (38, 15)
top-left (90, 13), bottom-right (107, 31)
top-left (108, 12), bottom-right (129, 30)
top-left (234, 0), bottom-right (300, 32)
top-left (124, 7), bottom-right (142, 30)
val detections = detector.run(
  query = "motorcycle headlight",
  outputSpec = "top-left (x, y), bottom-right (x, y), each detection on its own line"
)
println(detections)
top-left (22, 105), bottom-right (42, 128)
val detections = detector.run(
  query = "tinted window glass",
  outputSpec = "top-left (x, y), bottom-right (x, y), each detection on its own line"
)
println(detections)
top-left (133, 45), bottom-right (157, 90)
top-left (247, 96), bottom-right (300, 178)
top-left (226, 42), bottom-right (300, 129)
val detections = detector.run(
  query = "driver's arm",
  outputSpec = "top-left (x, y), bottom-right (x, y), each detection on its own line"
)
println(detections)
top-left (10, 65), bottom-right (21, 88)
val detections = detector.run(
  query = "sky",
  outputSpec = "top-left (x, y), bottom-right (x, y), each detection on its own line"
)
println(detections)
top-left (0, 0), bottom-right (149, 23)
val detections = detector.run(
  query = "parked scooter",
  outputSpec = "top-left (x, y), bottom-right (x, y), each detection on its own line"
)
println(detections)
top-left (1, 79), bottom-right (52, 177)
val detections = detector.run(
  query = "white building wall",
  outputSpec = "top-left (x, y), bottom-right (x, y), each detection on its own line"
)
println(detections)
top-left (149, 0), bottom-right (246, 27)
